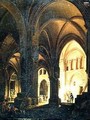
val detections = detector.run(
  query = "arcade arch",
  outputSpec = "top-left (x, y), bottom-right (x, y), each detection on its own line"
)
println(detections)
top-left (0, 0), bottom-right (26, 43)
top-left (0, 0), bottom-right (26, 102)
top-left (9, 72), bottom-right (20, 102)
top-left (0, 0), bottom-right (88, 107)
top-left (59, 40), bottom-right (87, 103)
top-left (5, 52), bottom-right (21, 102)
top-left (38, 68), bottom-right (50, 104)
top-left (33, 0), bottom-right (87, 105)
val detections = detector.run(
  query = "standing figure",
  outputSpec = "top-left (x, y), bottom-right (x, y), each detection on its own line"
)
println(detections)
top-left (70, 93), bottom-right (74, 103)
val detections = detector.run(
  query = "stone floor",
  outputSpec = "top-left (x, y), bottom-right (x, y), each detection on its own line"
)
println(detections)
top-left (0, 103), bottom-right (75, 120)
top-left (0, 103), bottom-right (90, 120)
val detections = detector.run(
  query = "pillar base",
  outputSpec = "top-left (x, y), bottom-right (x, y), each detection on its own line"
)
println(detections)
top-left (49, 97), bottom-right (61, 107)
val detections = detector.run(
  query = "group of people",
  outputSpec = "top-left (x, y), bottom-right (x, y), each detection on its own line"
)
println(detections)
top-left (1, 99), bottom-right (16, 116)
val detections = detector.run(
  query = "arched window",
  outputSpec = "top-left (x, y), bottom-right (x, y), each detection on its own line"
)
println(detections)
top-left (80, 57), bottom-right (84, 69)
top-left (43, 69), bottom-right (46, 74)
top-left (76, 58), bottom-right (78, 69)
top-left (40, 69), bottom-right (42, 75)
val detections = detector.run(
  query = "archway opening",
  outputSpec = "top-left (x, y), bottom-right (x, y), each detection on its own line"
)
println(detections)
top-left (35, 0), bottom-right (87, 106)
top-left (0, 0), bottom-right (26, 103)
top-left (38, 68), bottom-right (50, 105)
top-left (59, 40), bottom-right (87, 103)
top-left (5, 52), bottom-right (21, 102)
top-left (9, 72), bottom-right (20, 102)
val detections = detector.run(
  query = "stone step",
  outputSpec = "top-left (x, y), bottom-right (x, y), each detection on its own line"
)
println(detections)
top-left (75, 92), bottom-right (90, 105)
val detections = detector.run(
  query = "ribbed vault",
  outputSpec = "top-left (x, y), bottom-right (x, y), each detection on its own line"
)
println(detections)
top-left (37, 1), bottom-right (87, 104)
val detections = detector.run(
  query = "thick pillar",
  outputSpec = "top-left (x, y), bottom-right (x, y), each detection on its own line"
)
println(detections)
top-left (20, 55), bottom-right (27, 95)
top-left (84, 4), bottom-right (90, 93)
top-left (31, 42), bottom-right (39, 104)
top-left (32, 62), bottom-right (38, 104)
top-left (86, 22), bottom-right (90, 93)
top-left (49, 77), bottom-right (60, 106)
top-left (0, 58), bottom-right (5, 102)
top-left (49, 62), bottom-right (61, 106)
top-left (18, 2), bottom-right (33, 98)
top-left (4, 69), bottom-right (9, 100)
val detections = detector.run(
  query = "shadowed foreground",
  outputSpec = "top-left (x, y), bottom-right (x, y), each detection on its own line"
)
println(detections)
top-left (0, 102), bottom-right (90, 120)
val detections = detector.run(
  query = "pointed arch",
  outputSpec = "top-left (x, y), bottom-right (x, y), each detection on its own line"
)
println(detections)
top-left (0, 0), bottom-right (27, 46)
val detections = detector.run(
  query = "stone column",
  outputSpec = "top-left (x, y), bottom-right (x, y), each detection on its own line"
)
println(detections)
top-left (86, 22), bottom-right (90, 93)
top-left (20, 42), bottom-right (34, 99)
top-left (18, 2), bottom-right (33, 97)
top-left (32, 62), bottom-right (38, 104)
top-left (20, 55), bottom-right (27, 95)
top-left (49, 77), bottom-right (60, 106)
top-left (20, 42), bottom-right (33, 98)
top-left (4, 68), bottom-right (9, 100)
top-left (49, 61), bottom-right (61, 106)
top-left (83, 2), bottom-right (90, 92)
top-left (31, 43), bottom-right (39, 104)
top-left (0, 58), bottom-right (5, 102)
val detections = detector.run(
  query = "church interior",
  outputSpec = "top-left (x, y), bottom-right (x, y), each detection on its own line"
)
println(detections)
top-left (0, 0), bottom-right (90, 119)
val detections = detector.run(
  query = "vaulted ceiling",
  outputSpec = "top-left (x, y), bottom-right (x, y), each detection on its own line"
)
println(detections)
top-left (0, 6), bottom-right (19, 71)
top-left (38, 0), bottom-right (87, 67)
top-left (0, 6), bottom-right (19, 44)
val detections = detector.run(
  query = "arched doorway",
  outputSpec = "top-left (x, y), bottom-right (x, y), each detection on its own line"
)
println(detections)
top-left (5, 52), bottom-right (21, 102)
top-left (0, 0), bottom-right (27, 101)
top-left (38, 68), bottom-right (50, 105)
top-left (59, 40), bottom-right (87, 103)
top-left (9, 72), bottom-right (20, 102)
top-left (40, 80), bottom-right (48, 99)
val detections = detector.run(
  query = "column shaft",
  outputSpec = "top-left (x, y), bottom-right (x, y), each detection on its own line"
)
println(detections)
top-left (87, 26), bottom-right (90, 93)
top-left (49, 63), bottom-right (61, 106)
